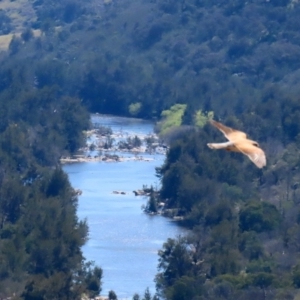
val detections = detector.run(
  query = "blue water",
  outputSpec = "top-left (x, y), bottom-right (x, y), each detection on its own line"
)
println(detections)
top-left (63, 115), bottom-right (186, 299)
top-left (91, 114), bottom-right (154, 136)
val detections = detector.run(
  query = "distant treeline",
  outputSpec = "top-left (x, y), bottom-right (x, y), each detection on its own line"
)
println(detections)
top-left (3, 0), bottom-right (300, 121)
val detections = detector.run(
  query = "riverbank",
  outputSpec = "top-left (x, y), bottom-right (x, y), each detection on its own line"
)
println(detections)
top-left (60, 154), bottom-right (154, 164)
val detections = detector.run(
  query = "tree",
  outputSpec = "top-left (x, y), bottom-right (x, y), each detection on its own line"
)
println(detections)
top-left (156, 237), bottom-right (193, 296)
top-left (9, 36), bottom-right (22, 56)
top-left (21, 28), bottom-right (34, 42)
top-left (132, 293), bottom-right (140, 300)
top-left (142, 288), bottom-right (152, 300)
top-left (82, 264), bottom-right (102, 298)
top-left (146, 188), bottom-right (157, 213)
top-left (239, 201), bottom-right (281, 233)
top-left (167, 276), bottom-right (203, 300)
top-left (108, 290), bottom-right (118, 300)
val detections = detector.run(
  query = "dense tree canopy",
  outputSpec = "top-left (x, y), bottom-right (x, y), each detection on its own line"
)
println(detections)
top-left (1, 0), bottom-right (300, 298)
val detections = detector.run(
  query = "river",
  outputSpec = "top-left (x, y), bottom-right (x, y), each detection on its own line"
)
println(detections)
top-left (63, 115), bottom-right (186, 299)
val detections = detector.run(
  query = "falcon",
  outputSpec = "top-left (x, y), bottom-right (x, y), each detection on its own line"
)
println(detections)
top-left (207, 119), bottom-right (266, 168)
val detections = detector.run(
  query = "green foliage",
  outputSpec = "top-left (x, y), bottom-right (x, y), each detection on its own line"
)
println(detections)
top-left (246, 260), bottom-right (274, 277)
top-left (166, 276), bottom-right (203, 300)
top-left (2, 0), bottom-right (300, 298)
top-left (292, 264), bottom-right (300, 288)
top-left (0, 31), bottom-right (98, 298)
top-left (215, 274), bottom-right (247, 289)
top-left (146, 190), bottom-right (158, 213)
top-left (143, 287), bottom-right (152, 300)
top-left (194, 110), bottom-right (214, 128)
top-left (129, 102), bottom-right (142, 116)
top-left (156, 237), bottom-right (193, 296)
top-left (158, 104), bottom-right (187, 135)
top-left (239, 201), bottom-right (281, 233)
top-left (132, 294), bottom-right (140, 300)
top-left (208, 221), bottom-right (241, 276)
top-left (238, 231), bottom-right (264, 261)
top-left (205, 199), bottom-right (233, 227)
top-left (248, 272), bottom-right (275, 288)
top-left (108, 290), bottom-right (118, 300)
top-left (136, 288), bottom-right (159, 300)
top-left (80, 263), bottom-right (102, 298)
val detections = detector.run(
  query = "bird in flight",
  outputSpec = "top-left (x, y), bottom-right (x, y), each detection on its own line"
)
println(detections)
top-left (207, 119), bottom-right (266, 168)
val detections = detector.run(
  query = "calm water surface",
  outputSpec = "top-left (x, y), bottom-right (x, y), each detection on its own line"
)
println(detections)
top-left (63, 115), bottom-right (186, 299)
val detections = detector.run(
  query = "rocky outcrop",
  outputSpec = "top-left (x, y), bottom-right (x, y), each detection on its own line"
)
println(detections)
top-left (133, 189), bottom-right (148, 196)
top-left (112, 191), bottom-right (126, 195)
top-left (173, 216), bottom-right (184, 221)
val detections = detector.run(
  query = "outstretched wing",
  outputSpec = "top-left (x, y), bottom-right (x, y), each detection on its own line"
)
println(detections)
top-left (235, 142), bottom-right (266, 168)
top-left (209, 120), bottom-right (247, 141)
top-left (207, 141), bottom-right (235, 149)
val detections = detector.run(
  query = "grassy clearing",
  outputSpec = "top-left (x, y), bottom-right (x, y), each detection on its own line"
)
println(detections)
top-left (0, 33), bottom-right (16, 50)
top-left (0, 29), bottom-right (41, 51)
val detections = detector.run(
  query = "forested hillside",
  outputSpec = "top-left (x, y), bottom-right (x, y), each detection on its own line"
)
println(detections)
top-left (0, 64), bottom-right (102, 298)
top-left (2, 0), bottom-right (300, 119)
top-left (0, 0), bottom-right (300, 299)
top-left (154, 117), bottom-right (300, 299)
top-left (0, 2), bottom-right (103, 298)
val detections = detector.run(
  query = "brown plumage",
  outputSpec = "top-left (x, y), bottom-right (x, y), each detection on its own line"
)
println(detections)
top-left (207, 119), bottom-right (266, 168)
